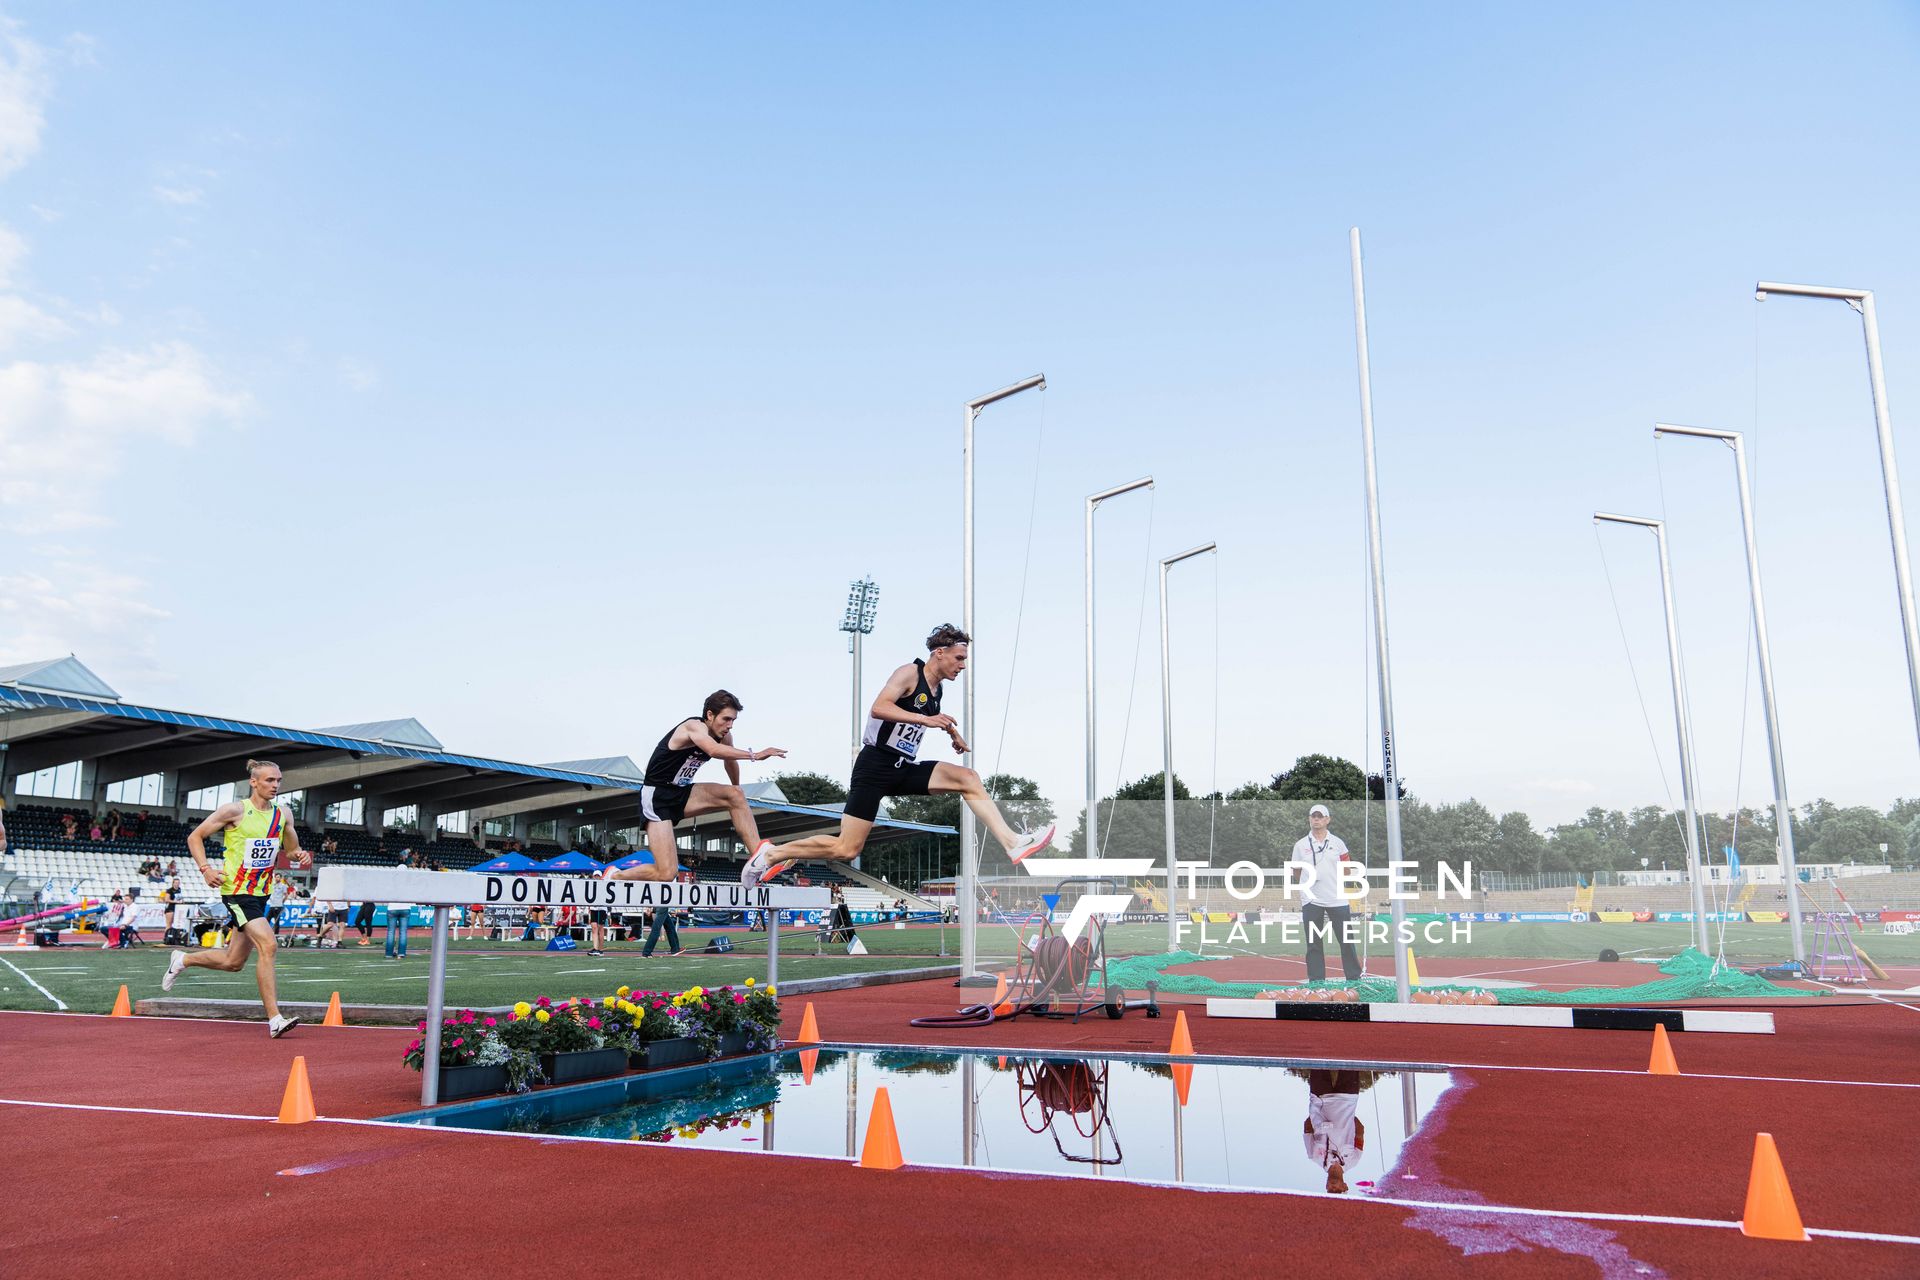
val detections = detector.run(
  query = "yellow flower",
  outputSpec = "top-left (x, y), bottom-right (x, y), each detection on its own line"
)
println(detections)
top-left (617, 985), bottom-right (631, 997)
top-left (603, 996), bottom-right (616, 1009)
top-left (745, 978), bottom-right (755, 987)
top-left (535, 1009), bottom-right (551, 1023)
top-left (764, 986), bottom-right (776, 998)
top-left (513, 1001), bottom-right (532, 1018)
top-left (685, 985), bottom-right (704, 998)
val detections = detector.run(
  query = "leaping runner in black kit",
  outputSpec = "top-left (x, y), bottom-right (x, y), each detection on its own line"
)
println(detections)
top-left (604, 690), bottom-right (789, 886)
top-left (753, 623), bottom-right (1056, 883)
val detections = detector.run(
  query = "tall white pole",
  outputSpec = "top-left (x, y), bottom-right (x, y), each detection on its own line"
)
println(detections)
top-left (1755, 282), bottom-right (1920, 760)
top-left (850, 632), bottom-right (863, 759)
top-left (1085, 477), bottom-right (1154, 861)
top-left (1593, 513), bottom-right (1711, 953)
top-left (1349, 228), bottom-right (1411, 1003)
top-left (1160, 542), bottom-right (1216, 953)
top-left (1655, 424), bottom-right (1807, 964)
top-left (961, 375), bottom-right (1045, 978)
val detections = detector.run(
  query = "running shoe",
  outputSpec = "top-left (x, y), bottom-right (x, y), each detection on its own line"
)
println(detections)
top-left (756, 857), bottom-right (794, 885)
top-left (739, 841), bottom-right (777, 886)
top-left (161, 949), bottom-right (186, 992)
top-left (588, 949), bottom-right (604, 957)
top-left (268, 1014), bottom-right (301, 1038)
top-left (1008, 822), bottom-right (1058, 865)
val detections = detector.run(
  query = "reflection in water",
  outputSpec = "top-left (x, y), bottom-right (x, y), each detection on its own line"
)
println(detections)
top-left (483, 1049), bottom-right (1448, 1196)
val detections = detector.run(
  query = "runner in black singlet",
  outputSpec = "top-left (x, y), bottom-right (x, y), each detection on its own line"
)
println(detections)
top-left (606, 690), bottom-right (789, 884)
top-left (753, 623), bottom-right (1056, 883)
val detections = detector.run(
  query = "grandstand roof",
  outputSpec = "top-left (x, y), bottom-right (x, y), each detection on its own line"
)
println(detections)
top-left (0, 656), bottom-right (120, 702)
top-left (0, 661), bottom-right (950, 845)
top-left (316, 718), bottom-right (444, 750)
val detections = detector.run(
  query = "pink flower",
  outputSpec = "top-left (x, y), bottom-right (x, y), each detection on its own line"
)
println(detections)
top-left (483, 1017), bottom-right (497, 1027)
top-left (536, 996), bottom-right (551, 1008)
top-left (451, 1037), bottom-right (464, 1047)
top-left (443, 1017), bottom-right (454, 1025)
top-left (734, 994), bottom-right (746, 1004)
top-left (587, 1017), bottom-right (601, 1030)
top-left (416, 1020), bottom-right (427, 1031)
top-left (407, 1040), bottom-right (421, 1053)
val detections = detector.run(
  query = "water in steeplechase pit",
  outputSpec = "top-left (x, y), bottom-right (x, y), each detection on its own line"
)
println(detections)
top-left (397, 1048), bottom-right (1451, 1195)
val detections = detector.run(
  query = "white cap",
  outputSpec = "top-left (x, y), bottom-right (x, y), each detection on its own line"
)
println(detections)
top-left (1309, 804), bottom-right (1330, 818)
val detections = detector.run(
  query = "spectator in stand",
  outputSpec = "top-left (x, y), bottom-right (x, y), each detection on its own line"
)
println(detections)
top-left (163, 857), bottom-right (178, 877)
top-left (88, 817), bottom-right (104, 841)
top-left (794, 870), bottom-right (813, 887)
top-left (137, 811), bottom-right (151, 838)
top-left (320, 836), bottom-right (338, 862)
top-left (60, 812), bottom-right (77, 841)
top-left (104, 809), bottom-right (121, 840)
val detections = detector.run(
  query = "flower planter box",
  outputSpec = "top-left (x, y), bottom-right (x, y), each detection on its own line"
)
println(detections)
top-left (539, 1047), bottom-right (627, 1086)
top-left (628, 1037), bottom-right (704, 1071)
top-left (717, 1030), bottom-right (752, 1058)
top-left (436, 1063), bottom-right (509, 1102)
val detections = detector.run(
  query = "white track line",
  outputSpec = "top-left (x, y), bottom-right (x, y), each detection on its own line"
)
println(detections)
top-left (4, 1096), bottom-right (1914, 1246)
top-left (0, 956), bottom-right (68, 1010)
top-left (0, 1009), bottom-right (403, 1031)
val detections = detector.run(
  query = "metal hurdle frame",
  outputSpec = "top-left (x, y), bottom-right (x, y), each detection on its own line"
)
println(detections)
top-left (314, 867), bottom-right (829, 1105)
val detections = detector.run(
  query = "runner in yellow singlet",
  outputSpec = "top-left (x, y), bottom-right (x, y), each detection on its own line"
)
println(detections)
top-left (161, 759), bottom-right (313, 1036)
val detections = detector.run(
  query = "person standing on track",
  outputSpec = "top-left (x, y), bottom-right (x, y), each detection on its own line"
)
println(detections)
top-left (1292, 804), bottom-right (1363, 983)
top-left (608, 690), bottom-right (788, 886)
top-left (756, 624), bottom-right (1056, 883)
top-left (161, 760), bottom-right (313, 1037)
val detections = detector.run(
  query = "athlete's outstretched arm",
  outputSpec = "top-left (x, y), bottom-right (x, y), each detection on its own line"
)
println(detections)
top-left (685, 724), bottom-right (785, 765)
top-left (186, 803), bottom-right (244, 889)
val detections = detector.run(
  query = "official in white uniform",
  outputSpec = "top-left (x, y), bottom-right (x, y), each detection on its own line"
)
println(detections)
top-left (1290, 803), bottom-right (1362, 982)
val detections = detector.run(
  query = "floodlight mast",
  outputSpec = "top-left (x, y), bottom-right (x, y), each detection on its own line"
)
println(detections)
top-left (1592, 512), bottom-right (1710, 953)
top-left (1159, 541), bottom-right (1216, 953)
top-left (960, 374), bottom-right (1046, 977)
top-left (839, 578), bottom-right (879, 758)
top-left (1085, 476), bottom-right (1154, 863)
top-left (1653, 423), bottom-right (1806, 964)
top-left (1755, 281), bottom-right (1920, 761)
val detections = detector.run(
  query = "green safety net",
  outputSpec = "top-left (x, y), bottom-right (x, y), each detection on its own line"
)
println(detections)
top-left (1102, 947), bottom-right (1828, 1005)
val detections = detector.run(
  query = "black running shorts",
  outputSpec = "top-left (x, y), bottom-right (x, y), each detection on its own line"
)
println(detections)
top-left (844, 748), bottom-right (939, 823)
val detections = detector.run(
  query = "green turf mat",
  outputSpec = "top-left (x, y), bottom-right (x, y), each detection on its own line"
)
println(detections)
top-left (1103, 948), bottom-right (1827, 1004)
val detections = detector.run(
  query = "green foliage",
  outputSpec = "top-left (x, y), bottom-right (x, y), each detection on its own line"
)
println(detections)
top-left (772, 772), bottom-right (848, 806)
top-left (1269, 754), bottom-right (1368, 802)
top-left (885, 774), bottom-right (1054, 831)
top-left (1807, 805), bottom-right (1906, 864)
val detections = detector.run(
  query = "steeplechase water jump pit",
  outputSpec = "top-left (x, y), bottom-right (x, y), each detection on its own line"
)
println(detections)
top-left (387, 1045), bottom-right (1451, 1195)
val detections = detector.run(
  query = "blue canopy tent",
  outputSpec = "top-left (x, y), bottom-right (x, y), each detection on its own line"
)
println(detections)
top-left (471, 852), bottom-right (541, 873)
top-left (606, 850), bottom-right (655, 870)
top-left (537, 851), bottom-right (606, 874)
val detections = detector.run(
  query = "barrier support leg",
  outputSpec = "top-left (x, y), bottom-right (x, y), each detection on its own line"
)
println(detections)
top-left (421, 905), bottom-right (450, 1107)
top-left (768, 909), bottom-right (779, 988)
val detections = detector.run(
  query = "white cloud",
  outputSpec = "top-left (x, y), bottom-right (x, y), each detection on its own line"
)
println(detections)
top-left (64, 33), bottom-right (98, 70)
top-left (337, 356), bottom-right (380, 391)
top-left (0, 221), bottom-right (25, 284)
top-left (0, 19), bottom-right (50, 180)
top-left (0, 293), bottom-right (70, 348)
top-left (0, 342), bottom-right (252, 518)
top-left (28, 203), bottom-right (58, 223)
top-left (0, 559), bottom-right (170, 678)
top-left (152, 184), bottom-right (203, 207)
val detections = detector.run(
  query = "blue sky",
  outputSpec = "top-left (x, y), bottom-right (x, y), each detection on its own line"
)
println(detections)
top-left (1, 3), bottom-right (1916, 833)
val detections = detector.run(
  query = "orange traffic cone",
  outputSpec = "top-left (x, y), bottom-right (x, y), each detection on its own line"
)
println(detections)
top-left (1648, 1024), bottom-right (1680, 1075)
top-left (996, 1055), bottom-right (1007, 1070)
top-left (795, 1002), bottom-right (821, 1044)
top-left (1169, 1008), bottom-right (1195, 1057)
top-left (1740, 1133), bottom-right (1808, 1241)
top-left (858, 1087), bottom-right (904, 1170)
top-left (799, 1047), bottom-right (818, 1085)
top-left (1172, 1062), bottom-right (1193, 1107)
top-left (990, 972), bottom-right (1014, 1018)
top-left (323, 992), bottom-right (345, 1027)
top-left (109, 985), bottom-right (132, 1017)
top-left (1406, 949), bottom-right (1422, 987)
top-left (276, 1056), bottom-right (317, 1124)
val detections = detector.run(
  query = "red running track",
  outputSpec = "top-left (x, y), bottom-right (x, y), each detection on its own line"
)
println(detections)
top-left (1, 981), bottom-right (1916, 1278)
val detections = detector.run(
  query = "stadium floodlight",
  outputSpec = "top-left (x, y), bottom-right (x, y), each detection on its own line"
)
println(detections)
top-left (1653, 422), bottom-right (1806, 964)
top-left (1084, 476), bottom-right (1154, 862)
top-left (1755, 280), bottom-right (1920, 759)
top-left (1158, 541), bottom-right (1216, 953)
top-left (960, 373), bottom-right (1046, 977)
top-left (1592, 512), bottom-right (1709, 954)
top-left (838, 578), bottom-right (879, 757)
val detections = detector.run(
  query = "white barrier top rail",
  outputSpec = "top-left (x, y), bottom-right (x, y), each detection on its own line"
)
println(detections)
top-left (313, 867), bottom-right (831, 913)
